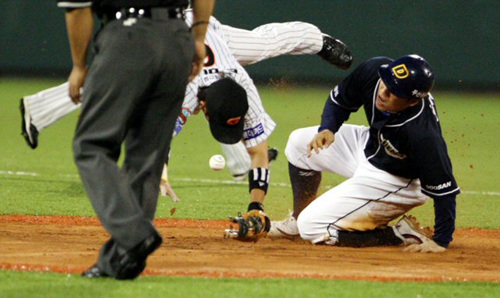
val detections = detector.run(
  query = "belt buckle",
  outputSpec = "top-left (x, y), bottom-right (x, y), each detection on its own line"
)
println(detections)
top-left (117, 7), bottom-right (150, 20)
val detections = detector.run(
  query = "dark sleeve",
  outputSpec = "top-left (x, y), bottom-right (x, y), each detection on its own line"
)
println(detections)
top-left (318, 95), bottom-right (352, 133)
top-left (317, 63), bottom-right (369, 133)
top-left (432, 195), bottom-right (456, 248)
top-left (318, 57), bottom-right (392, 133)
top-left (412, 132), bottom-right (460, 199)
top-left (415, 139), bottom-right (460, 199)
top-left (410, 122), bottom-right (459, 248)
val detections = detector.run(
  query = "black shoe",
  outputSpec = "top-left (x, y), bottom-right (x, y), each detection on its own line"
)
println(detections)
top-left (317, 34), bottom-right (353, 70)
top-left (232, 173), bottom-right (248, 181)
top-left (82, 264), bottom-right (109, 278)
top-left (20, 98), bottom-right (39, 149)
top-left (115, 232), bottom-right (163, 280)
top-left (267, 147), bottom-right (279, 163)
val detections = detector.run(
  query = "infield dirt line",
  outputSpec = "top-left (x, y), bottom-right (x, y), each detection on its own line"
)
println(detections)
top-left (1, 215), bottom-right (499, 282)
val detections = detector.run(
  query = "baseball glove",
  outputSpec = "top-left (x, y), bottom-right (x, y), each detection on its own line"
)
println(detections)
top-left (224, 210), bottom-right (271, 242)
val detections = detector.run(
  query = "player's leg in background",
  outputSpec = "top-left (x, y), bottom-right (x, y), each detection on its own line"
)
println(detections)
top-left (221, 21), bottom-right (352, 70)
top-left (20, 82), bottom-right (81, 148)
top-left (297, 169), bottom-right (426, 247)
top-left (283, 125), bottom-right (355, 217)
top-left (220, 22), bottom-right (323, 66)
top-left (288, 162), bottom-right (322, 219)
top-left (219, 142), bottom-right (280, 181)
top-left (269, 125), bottom-right (366, 237)
top-left (220, 142), bottom-right (251, 180)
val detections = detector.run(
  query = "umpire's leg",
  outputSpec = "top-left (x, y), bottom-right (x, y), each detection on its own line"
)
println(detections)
top-left (123, 77), bottom-right (188, 220)
top-left (72, 21), bottom-right (166, 277)
top-left (123, 19), bottom-right (193, 219)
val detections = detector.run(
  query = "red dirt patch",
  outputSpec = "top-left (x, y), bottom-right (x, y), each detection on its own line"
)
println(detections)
top-left (1, 215), bottom-right (499, 282)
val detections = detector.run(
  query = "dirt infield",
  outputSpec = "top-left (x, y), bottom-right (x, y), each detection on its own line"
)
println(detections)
top-left (1, 215), bottom-right (499, 282)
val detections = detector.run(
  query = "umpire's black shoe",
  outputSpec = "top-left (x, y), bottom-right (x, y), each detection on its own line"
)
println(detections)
top-left (82, 264), bottom-right (109, 278)
top-left (20, 98), bottom-right (39, 149)
top-left (268, 147), bottom-right (279, 164)
top-left (317, 34), bottom-right (353, 70)
top-left (115, 231), bottom-right (163, 280)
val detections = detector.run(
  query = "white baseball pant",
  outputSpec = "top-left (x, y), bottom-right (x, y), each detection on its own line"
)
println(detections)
top-left (285, 125), bottom-right (428, 244)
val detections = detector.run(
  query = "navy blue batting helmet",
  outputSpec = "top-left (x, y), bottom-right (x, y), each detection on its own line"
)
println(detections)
top-left (378, 54), bottom-right (435, 100)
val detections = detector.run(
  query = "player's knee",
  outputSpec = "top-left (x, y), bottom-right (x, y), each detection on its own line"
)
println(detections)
top-left (285, 128), bottom-right (310, 156)
top-left (296, 209), bottom-right (326, 241)
top-left (285, 127), bottom-right (317, 169)
top-left (286, 128), bottom-right (307, 149)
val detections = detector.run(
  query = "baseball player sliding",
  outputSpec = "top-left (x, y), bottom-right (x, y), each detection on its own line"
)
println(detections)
top-left (271, 55), bottom-right (459, 252)
top-left (21, 11), bottom-right (352, 203)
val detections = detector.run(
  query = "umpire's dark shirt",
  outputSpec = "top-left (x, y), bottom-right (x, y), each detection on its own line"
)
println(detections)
top-left (319, 57), bottom-right (460, 247)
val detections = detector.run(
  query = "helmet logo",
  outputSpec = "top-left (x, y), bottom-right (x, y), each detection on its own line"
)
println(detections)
top-left (392, 64), bottom-right (409, 79)
top-left (227, 116), bottom-right (241, 126)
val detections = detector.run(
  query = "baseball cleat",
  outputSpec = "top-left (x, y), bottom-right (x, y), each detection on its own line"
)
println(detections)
top-left (232, 172), bottom-right (248, 181)
top-left (20, 98), bottom-right (39, 149)
top-left (393, 215), bottom-right (433, 245)
top-left (268, 147), bottom-right (279, 164)
top-left (268, 212), bottom-right (300, 238)
top-left (317, 34), bottom-right (353, 70)
top-left (115, 231), bottom-right (162, 280)
top-left (81, 264), bottom-right (109, 278)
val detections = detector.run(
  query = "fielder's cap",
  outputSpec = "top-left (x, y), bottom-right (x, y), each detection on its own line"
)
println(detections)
top-left (378, 54), bottom-right (435, 100)
top-left (204, 78), bottom-right (248, 144)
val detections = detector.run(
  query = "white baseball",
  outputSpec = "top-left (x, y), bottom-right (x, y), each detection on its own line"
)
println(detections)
top-left (209, 154), bottom-right (226, 171)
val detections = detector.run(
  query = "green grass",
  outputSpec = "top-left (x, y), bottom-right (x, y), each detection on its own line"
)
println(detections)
top-left (0, 78), bottom-right (499, 296)
top-left (1, 78), bottom-right (498, 226)
top-left (2, 271), bottom-right (499, 298)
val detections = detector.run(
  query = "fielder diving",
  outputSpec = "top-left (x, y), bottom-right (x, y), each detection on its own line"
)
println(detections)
top-left (20, 10), bottom-right (353, 241)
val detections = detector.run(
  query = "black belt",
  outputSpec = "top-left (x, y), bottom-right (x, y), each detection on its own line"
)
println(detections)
top-left (102, 7), bottom-right (185, 24)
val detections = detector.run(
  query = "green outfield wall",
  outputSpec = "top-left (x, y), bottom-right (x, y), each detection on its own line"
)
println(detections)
top-left (1, 0), bottom-right (498, 91)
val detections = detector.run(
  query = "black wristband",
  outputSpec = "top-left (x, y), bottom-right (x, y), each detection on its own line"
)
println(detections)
top-left (247, 202), bottom-right (264, 212)
top-left (248, 167), bottom-right (270, 194)
top-left (190, 20), bottom-right (209, 31)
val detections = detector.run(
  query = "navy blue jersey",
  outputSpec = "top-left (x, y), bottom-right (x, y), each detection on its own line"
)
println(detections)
top-left (319, 57), bottom-right (459, 247)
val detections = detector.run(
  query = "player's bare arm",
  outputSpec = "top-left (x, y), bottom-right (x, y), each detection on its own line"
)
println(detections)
top-left (64, 7), bottom-right (93, 104)
top-left (189, 0), bottom-right (215, 81)
top-left (246, 141), bottom-right (270, 204)
top-left (160, 165), bottom-right (180, 202)
top-left (307, 129), bottom-right (335, 157)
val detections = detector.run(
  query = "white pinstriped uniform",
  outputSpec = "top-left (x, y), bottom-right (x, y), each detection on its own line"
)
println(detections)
top-left (214, 19), bottom-right (323, 174)
top-left (181, 11), bottom-right (284, 149)
top-left (219, 21), bottom-right (323, 66)
top-left (23, 11), bottom-right (324, 172)
top-left (23, 82), bottom-right (79, 132)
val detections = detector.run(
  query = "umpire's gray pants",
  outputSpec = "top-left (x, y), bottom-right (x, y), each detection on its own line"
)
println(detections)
top-left (73, 17), bottom-right (193, 274)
